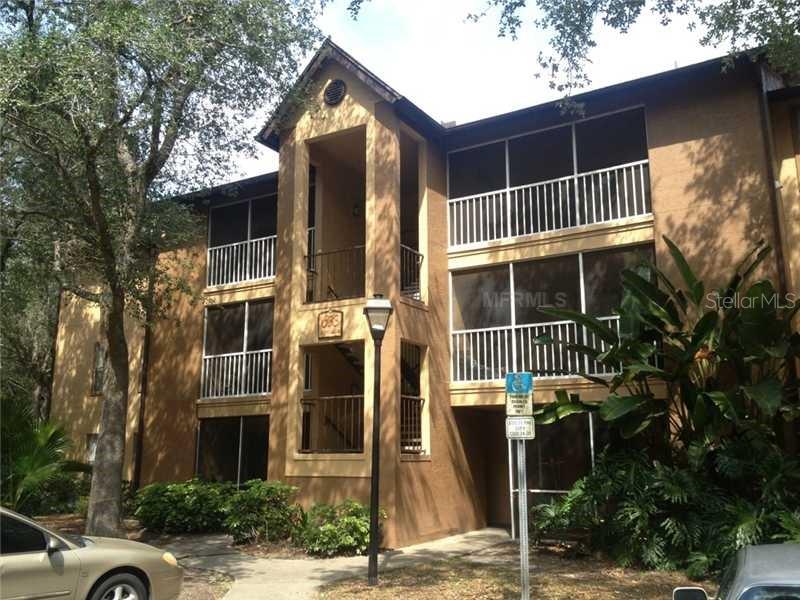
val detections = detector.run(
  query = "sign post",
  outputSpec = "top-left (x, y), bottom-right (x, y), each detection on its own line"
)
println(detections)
top-left (505, 373), bottom-right (534, 600)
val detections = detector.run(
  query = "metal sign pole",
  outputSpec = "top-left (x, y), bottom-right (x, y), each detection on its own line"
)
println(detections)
top-left (508, 438), bottom-right (516, 540)
top-left (517, 439), bottom-right (530, 600)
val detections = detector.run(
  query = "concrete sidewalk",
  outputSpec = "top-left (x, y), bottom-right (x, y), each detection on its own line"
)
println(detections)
top-left (161, 528), bottom-right (512, 600)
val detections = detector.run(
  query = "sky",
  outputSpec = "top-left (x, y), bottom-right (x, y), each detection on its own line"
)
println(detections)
top-left (232, 0), bottom-right (722, 181)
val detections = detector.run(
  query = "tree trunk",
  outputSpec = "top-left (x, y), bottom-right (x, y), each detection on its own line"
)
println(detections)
top-left (85, 289), bottom-right (130, 537)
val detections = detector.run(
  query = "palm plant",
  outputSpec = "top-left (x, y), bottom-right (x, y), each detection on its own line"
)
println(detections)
top-left (0, 396), bottom-right (87, 511)
top-left (536, 236), bottom-right (800, 460)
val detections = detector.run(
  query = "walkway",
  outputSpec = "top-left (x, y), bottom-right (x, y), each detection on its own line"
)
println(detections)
top-left (160, 528), bottom-right (512, 600)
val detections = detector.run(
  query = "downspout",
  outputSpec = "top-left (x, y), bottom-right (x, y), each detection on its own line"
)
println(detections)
top-left (756, 63), bottom-right (789, 297)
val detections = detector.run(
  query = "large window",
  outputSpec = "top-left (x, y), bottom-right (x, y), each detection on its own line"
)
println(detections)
top-left (451, 244), bottom-right (653, 381)
top-left (201, 300), bottom-right (274, 398)
top-left (451, 265), bottom-right (511, 330)
top-left (448, 141), bottom-right (506, 199)
top-left (197, 416), bottom-right (268, 484)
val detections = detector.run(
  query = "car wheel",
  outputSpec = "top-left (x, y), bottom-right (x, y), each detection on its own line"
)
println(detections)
top-left (88, 573), bottom-right (148, 600)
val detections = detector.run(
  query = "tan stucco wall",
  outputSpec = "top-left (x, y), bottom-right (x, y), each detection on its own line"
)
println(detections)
top-left (50, 293), bottom-right (144, 480)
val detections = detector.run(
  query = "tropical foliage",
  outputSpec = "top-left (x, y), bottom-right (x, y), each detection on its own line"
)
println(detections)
top-left (224, 480), bottom-right (304, 544)
top-left (531, 237), bottom-right (800, 576)
top-left (0, 397), bottom-right (88, 512)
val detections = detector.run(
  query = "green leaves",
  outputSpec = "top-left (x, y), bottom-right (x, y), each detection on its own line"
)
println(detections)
top-left (743, 378), bottom-right (784, 419)
top-left (664, 236), bottom-right (705, 306)
top-left (599, 394), bottom-right (648, 421)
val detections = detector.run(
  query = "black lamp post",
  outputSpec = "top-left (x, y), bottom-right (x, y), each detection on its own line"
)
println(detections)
top-left (363, 293), bottom-right (393, 586)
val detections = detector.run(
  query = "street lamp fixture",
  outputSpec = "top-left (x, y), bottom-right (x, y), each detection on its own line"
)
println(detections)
top-left (363, 293), bottom-right (393, 586)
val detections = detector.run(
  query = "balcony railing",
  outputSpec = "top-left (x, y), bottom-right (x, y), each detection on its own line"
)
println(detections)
top-left (451, 316), bottom-right (620, 382)
top-left (400, 395), bottom-right (425, 454)
top-left (306, 246), bottom-right (365, 302)
top-left (400, 245), bottom-right (423, 299)
top-left (448, 160), bottom-right (651, 247)
top-left (299, 395), bottom-right (364, 453)
top-left (200, 349), bottom-right (272, 398)
top-left (207, 235), bottom-right (276, 287)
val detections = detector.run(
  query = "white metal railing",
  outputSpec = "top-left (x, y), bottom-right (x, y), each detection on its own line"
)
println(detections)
top-left (400, 395), bottom-right (425, 454)
top-left (201, 349), bottom-right (272, 398)
top-left (451, 316), bottom-right (621, 382)
top-left (207, 235), bottom-right (276, 287)
top-left (448, 160), bottom-right (650, 247)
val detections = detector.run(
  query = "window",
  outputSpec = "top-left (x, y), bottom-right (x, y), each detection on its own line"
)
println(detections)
top-left (209, 202), bottom-right (249, 247)
top-left (448, 142), bottom-right (506, 198)
top-left (513, 255), bottom-right (581, 324)
top-left (91, 342), bottom-right (107, 395)
top-left (303, 353), bottom-right (313, 392)
top-left (575, 108), bottom-right (647, 173)
top-left (451, 265), bottom-right (511, 330)
top-left (739, 587), bottom-right (800, 600)
top-left (205, 304), bottom-right (245, 356)
top-left (509, 125), bottom-right (573, 186)
top-left (197, 416), bottom-right (268, 485)
top-left (0, 514), bottom-right (46, 554)
top-left (204, 300), bottom-right (273, 357)
top-left (86, 433), bottom-right (98, 463)
top-left (250, 197), bottom-right (277, 239)
top-left (400, 342), bottom-right (426, 455)
top-left (583, 245), bottom-right (654, 316)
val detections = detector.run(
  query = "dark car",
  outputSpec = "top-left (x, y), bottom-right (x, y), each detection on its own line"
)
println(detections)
top-left (674, 544), bottom-right (800, 600)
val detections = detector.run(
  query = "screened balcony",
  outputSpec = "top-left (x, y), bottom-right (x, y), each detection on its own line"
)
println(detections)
top-left (447, 108), bottom-right (651, 248)
top-left (201, 300), bottom-right (273, 398)
top-left (207, 196), bottom-right (277, 287)
top-left (450, 245), bottom-right (653, 382)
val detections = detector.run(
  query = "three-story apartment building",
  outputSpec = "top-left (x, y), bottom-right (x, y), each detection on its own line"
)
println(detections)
top-left (51, 40), bottom-right (800, 547)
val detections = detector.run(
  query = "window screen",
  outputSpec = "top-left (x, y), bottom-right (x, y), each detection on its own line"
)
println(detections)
top-left (208, 202), bottom-right (249, 248)
top-left (250, 196), bottom-right (277, 239)
top-left (583, 244), bottom-right (655, 316)
top-left (246, 300), bottom-right (274, 351)
top-left (513, 255), bottom-right (581, 324)
top-left (509, 125), bottom-right (573, 186)
top-left (0, 515), bottom-right (46, 554)
top-left (197, 417), bottom-right (240, 483)
top-left (448, 142), bottom-right (506, 199)
top-left (451, 265), bottom-right (511, 329)
top-left (239, 416), bottom-right (268, 482)
top-left (205, 304), bottom-right (245, 356)
top-left (575, 108), bottom-right (647, 173)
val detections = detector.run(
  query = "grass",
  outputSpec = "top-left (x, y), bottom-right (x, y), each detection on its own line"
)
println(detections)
top-left (319, 546), bottom-right (703, 600)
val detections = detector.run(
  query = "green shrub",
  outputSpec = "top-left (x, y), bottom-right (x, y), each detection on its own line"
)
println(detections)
top-left (531, 446), bottom-right (800, 578)
top-left (134, 479), bottom-right (235, 533)
top-left (20, 472), bottom-right (90, 515)
top-left (300, 499), bottom-right (384, 557)
top-left (223, 480), bottom-right (303, 544)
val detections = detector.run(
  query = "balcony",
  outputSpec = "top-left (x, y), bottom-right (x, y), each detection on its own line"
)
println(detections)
top-left (306, 246), bottom-right (365, 302)
top-left (201, 349), bottom-right (272, 398)
top-left (299, 395), bottom-right (364, 453)
top-left (207, 235), bottom-right (277, 287)
top-left (400, 395), bottom-right (425, 453)
top-left (448, 160), bottom-right (650, 248)
top-left (400, 245), bottom-right (423, 299)
top-left (451, 316), bottom-right (619, 382)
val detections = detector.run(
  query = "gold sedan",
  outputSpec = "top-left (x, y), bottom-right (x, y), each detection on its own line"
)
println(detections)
top-left (0, 507), bottom-right (183, 600)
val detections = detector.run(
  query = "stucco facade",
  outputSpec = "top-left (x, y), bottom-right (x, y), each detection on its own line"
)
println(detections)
top-left (50, 42), bottom-right (800, 548)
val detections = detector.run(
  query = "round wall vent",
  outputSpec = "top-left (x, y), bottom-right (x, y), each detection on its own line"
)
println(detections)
top-left (324, 79), bottom-right (347, 106)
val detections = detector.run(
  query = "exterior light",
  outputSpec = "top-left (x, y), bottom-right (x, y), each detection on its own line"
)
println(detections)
top-left (364, 294), bottom-right (393, 341)
top-left (363, 293), bottom-right (393, 586)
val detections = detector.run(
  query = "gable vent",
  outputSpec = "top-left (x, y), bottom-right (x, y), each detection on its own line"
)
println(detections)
top-left (324, 79), bottom-right (347, 106)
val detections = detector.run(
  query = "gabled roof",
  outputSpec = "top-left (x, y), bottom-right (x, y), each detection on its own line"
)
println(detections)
top-left (256, 38), bottom-right (443, 150)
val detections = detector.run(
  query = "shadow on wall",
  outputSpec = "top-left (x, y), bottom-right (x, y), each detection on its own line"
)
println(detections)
top-left (141, 244), bottom-right (206, 483)
top-left (650, 93), bottom-right (778, 290)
